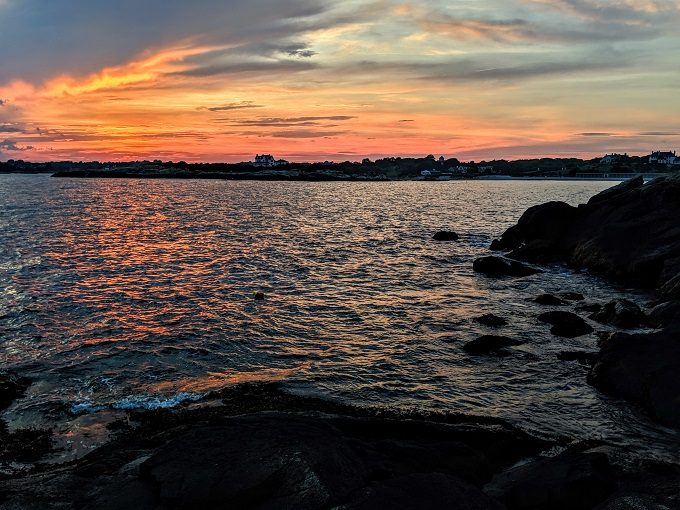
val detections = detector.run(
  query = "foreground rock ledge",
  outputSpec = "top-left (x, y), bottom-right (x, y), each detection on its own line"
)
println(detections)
top-left (1, 383), bottom-right (678, 510)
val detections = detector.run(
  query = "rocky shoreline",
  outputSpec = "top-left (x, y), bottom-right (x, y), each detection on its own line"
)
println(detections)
top-left (1, 176), bottom-right (679, 509)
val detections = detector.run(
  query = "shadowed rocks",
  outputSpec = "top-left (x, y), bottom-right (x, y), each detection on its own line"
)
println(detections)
top-left (484, 446), bottom-right (617, 510)
top-left (589, 299), bottom-right (647, 329)
top-left (463, 335), bottom-right (525, 355)
top-left (588, 326), bottom-right (680, 428)
top-left (538, 311), bottom-right (594, 338)
top-left (473, 256), bottom-right (541, 278)
top-left (0, 372), bottom-right (31, 410)
top-left (534, 294), bottom-right (565, 306)
top-left (0, 384), bottom-right (550, 510)
top-left (490, 175), bottom-right (680, 297)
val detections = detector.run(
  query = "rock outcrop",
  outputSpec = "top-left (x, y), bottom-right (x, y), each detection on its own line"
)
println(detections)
top-left (491, 175), bottom-right (680, 296)
top-left (538, 311), bottom-right (594, 338)
top-left (588, 326), bottom-right (680, 428)
top-left (433, 231), bottom-right (460, 241)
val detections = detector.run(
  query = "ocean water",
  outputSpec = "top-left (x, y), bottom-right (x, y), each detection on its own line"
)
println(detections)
top-left (1, 174), bottom-right (678, 461)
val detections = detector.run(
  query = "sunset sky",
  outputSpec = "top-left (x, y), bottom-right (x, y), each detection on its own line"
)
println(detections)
top-left (1, 0), bottom-right (679, 162)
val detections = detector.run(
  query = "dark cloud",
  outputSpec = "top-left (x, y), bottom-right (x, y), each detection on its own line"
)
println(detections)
top-left (220, 115), bottom-right (355, 127)
top-left (0, 139), bottom-right (33, 151)
top-left (201, 101), bottom-right (264, 112)
top-left (269, 129), bottom-right (344, 138)
top-left (0, 124), bottom-right (23, 133)
top-left (579, 132), bottom-right (614, 137)
top-left (0, 0), bottom-right (331, 83)
top-left (0, 99), bottom-right (6, 106)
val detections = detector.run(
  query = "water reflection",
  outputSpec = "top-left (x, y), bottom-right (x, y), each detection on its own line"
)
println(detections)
top-left (0, 175), bottom-right (677, 462)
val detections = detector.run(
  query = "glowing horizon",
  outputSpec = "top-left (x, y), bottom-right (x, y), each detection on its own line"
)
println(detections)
top-left (1, 0), bottom-right (679, 163)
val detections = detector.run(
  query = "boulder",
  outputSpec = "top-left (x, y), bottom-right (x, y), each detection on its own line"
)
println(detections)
top-left (463, 335), bottom-right (524, 355)
top-left (433, 231), bottom-right (460, 241)
top-left (647, 300), bottom-right (680, 328)
top-left (534, 294), bottom-right (565, 306)
top-left (589, 300), bottom-right (647, 329)
top-left (538, 311), bottom-right (594, 338)
top-left (473, 314), bottom-right (508, 327)
top-left (473, 256), bottom-right (541, 278)
top-left (485, 448), bottom-right (616, 510)
top-left (588, 327), bottom-right (680, 428)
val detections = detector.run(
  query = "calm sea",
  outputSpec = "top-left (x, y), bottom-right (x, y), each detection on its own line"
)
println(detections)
top-left (1, 174), bottom-right (677, 461)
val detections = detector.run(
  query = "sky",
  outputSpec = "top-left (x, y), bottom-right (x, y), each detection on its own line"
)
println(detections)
top-left (1, 0), bottom-right (679, 162)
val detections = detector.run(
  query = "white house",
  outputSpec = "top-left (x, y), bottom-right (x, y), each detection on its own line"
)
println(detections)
top-left (254, 154), bottom-right (289, 167)
top-left (600, 153), bottom-right (627, 164)
top-left (649, 151), bottom-right (678, 165)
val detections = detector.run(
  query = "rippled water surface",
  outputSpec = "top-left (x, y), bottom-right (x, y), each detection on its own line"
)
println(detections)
top-left (1, 175), bottom-right (678, 461)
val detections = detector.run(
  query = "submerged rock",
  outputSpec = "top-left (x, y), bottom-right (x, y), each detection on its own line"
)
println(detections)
top-left (433, 231), bottom-right (460, 241)
top-left (534, 294), bottom-right (565, 306)
top-left (473, 314), bottom-right (508, 327)
top-left (588, 327), bottom-right (680, 428)
top-left (575, 302), bottom-right (602, 314)
top-left (463, 335), bottom-right (524, 355)
top-left (538, 311), bottom-right (594, 338)
top-left (589, 299), bottom-right (647, 329)
top-left (473, 256), bottom-right (541, 278)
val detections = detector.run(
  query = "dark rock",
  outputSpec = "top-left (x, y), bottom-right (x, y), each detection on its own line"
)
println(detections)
top-left (0, 386), bottom-right (551, 509)
top-left (589, 299), bottom-right (647, 329)
top-left (433, 231), bottom-right (459, 241)
top-left (473, 256), bottom-right (541, 278)
top-left (557, 351), bottom-right (597, 365)
top-left (349, 473), bottom-right (504, 510)
top-left (576, 302), bottom-right (602, 314)
top-left (0, 372), bottom-right (31, 410)
top-left (490, 176), bottom-right (680, 296)
top-left (473, 314), bottom-right (508, 327)
top-left (534, 294), bottom-right (566, 306)
top-left (538, 311), bottom-right (594, 338)
top-left (485, 447), bottom-right (617, 510)
top-left (647, 300), bottom-right (680, 328)
top-left (490, 201), bottom-right (580, 256)
top-left (558, 292), bottom-right (585, 302)
top-left (254, 291), bottom-right (266, 300)
top-left (463, 335), bottom-right (524, 355)
top-left (587, 175), bottom-right (644, 206)
top-left (588, 327), bottom-right (680, 428)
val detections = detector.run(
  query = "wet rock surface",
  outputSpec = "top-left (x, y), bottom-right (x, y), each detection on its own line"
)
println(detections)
top-left (589, 300), bottom-right (647, 329)
top-left (534, 294), bottom-right (566, 306)
top-left (463, 335), bottom-right (525, 355)
top-left (538, 311), bottom-right (594, 338)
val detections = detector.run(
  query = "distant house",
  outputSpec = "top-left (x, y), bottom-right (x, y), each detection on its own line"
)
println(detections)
top-left (450, 165), bottom-right (470, 174)
top-left (600, 153), bottom-right (627, 165)
top-left (649, 151), bottom-right (678, 165)
top-left (254, 154), bottom-right (289, 167)
top-left (478, 165), bottom-right (495, 173)
top-left (421, 169), bottom-right (432, 177)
